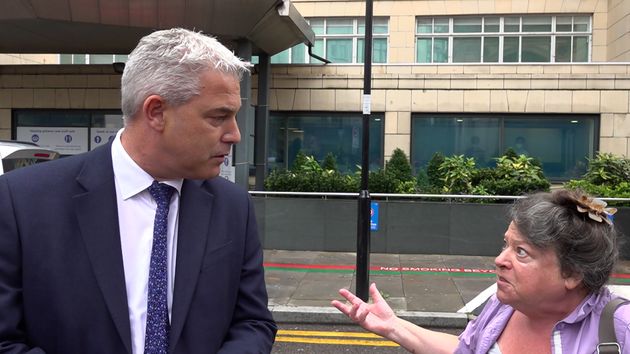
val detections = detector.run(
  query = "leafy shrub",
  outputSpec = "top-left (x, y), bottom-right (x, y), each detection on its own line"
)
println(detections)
top-left (321, 153), bottom-right (338, 172)
top-left (564, 153), bottom-right (630, 205)
top-left (439, 155), bottom-right (476, 194)
top-left (426, 152), bottom-right (446, 189)
top-left (582, 152), bottom-right (630, 186)
top-left (386, 148), bottom-right (413, 183)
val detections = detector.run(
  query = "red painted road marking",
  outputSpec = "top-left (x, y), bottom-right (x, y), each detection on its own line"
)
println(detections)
top-left (263, 262), bottom-right (630, 279)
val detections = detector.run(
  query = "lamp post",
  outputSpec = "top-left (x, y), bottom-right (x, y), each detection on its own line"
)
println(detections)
top-left (356, 0), bottom-right (373, 302)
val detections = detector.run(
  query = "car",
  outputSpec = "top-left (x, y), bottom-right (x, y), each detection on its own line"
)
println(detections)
top-left (0, 140), bottom-right (60, 175)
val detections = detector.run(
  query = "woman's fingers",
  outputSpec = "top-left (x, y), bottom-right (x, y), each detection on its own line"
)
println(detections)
top-left (369, 283), bottom-right (383, 303)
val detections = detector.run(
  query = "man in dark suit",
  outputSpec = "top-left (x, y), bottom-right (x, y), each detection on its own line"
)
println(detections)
top-left (0, 28), bottom-right (276, 353)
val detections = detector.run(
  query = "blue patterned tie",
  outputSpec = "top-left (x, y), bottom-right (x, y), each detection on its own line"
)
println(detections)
top-left (145, 181), bottom-right (175, 354)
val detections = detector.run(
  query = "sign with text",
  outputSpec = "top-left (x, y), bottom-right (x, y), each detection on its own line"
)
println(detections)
top-left (219, 147), bottom-right (235, 183)
top-left (90, 128), bottom-right (120, 149)
top-left (17, 127), bottom-right (88, 155)
top-left (370, 201), bottom-right (379, 231)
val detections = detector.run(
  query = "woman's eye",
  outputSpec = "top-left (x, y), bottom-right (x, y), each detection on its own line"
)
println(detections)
top-left (516, 247), bottom-right (528, 257)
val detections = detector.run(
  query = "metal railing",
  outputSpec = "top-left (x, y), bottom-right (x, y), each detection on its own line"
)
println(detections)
top-left (248, 191), bottom-right (630, 203)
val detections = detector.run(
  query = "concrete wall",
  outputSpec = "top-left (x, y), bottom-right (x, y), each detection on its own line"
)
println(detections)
top-left (254, 196), bottom-right (630, 258)
top-left (0, 65), bottom-right (121, 139)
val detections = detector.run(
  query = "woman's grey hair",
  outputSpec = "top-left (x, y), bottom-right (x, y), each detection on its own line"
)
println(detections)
top-left (509, 189), bottom-right (621, 293)
top-left (121, 27), bottom-right (251, 122)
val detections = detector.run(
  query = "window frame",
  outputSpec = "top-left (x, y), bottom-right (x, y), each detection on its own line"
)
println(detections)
top-left (271, 17), bottom-right (390, 64)
top-left (415, 15), bottom-right (592, 63)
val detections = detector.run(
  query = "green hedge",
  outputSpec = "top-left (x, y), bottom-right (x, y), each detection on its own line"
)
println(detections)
top-left (264, 149), bottom-right (630, 205)
top-left (265, 148), bottom-right (552, 196)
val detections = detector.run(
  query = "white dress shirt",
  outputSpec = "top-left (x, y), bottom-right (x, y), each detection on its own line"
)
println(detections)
top-left (111, 129), bottom-right (183, 354)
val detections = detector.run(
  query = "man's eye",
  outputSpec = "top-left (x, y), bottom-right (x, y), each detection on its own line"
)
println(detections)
top-left (516, 247), bottom-right (528, 257)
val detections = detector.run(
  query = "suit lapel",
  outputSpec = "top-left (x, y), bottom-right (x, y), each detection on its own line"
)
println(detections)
top-left (74, 144), bottom-right (132, 354)
top-left (169, 180), bottom-right (213, 348)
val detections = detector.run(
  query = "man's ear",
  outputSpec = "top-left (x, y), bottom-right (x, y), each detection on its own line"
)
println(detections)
top-left (142, 95), bottom-right (167, 131)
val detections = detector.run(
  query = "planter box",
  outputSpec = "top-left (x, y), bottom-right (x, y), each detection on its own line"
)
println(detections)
top-left (253, 197), bottom-right (630, 259)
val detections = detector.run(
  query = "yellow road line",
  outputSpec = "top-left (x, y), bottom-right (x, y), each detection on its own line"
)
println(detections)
top-left (276, 336), bottom-right (399, 347)
top-left (277, 329), bottom-right (383, 338)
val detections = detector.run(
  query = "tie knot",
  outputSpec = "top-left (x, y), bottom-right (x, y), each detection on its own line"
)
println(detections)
top-left (148, 181), bottom-right (175, 207)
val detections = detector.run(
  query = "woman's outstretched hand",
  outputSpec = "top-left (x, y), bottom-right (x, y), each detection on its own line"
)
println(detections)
top-left (331, 283), bottom-right (397, 338)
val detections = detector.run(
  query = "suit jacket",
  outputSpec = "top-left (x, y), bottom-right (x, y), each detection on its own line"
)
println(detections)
top-left (0, 143), bottom-right (276, 354)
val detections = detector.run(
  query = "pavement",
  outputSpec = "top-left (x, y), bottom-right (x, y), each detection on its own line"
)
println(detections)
top-left (263, 249), bottom-right (630, 329)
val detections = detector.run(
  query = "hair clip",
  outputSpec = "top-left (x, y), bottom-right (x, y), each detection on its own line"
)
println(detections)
top-left (575, 195), bottom-right (617, 225)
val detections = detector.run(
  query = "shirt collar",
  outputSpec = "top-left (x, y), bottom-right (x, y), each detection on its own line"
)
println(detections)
top-left (111, 128), bottom-right (183, 200)
top-left (561, 287), bottom-right (612, 324)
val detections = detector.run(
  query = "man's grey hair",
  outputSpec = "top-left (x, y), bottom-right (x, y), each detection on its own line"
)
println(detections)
top-left (509, 189), bottom-right (621, 293)
top-left (121, 27), bottom-right (251, 122)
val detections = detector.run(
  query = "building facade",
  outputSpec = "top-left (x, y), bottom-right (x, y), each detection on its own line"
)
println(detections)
top-left (1, 0), bottom-right (630, 184)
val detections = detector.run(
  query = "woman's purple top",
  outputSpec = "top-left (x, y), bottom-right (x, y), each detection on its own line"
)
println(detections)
top-left (455, 287), bottom-right (630, 354)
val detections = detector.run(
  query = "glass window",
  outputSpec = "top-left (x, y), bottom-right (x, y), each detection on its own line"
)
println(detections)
top-left (433, 38), bottom-right (449, 62)
top-left (291, 44), bottom-right (306, 63)
top-left (504, 117), bottom-right (595, 179)
top-left (411, 116), bottom-right (500, 169)
top-left (555, 36), bottom-right (572, 62)
top-left (504, 17), bottom-right (520, 32)
top-left (310, 39), bottom-right (325, 63)
top-left (522, 16), bottom-right (551, 32)
top-left (358, 18), bottom-right (389, 34)
top-left (484, 17), bottom-right (500, 32)
top-left (411, 114), bottom-right (598, 180)
top-left (73, 55), bottom-right (86, 64)
top-left (89, 55), bottom-right (115, 64)
top-left (521, 36), bottom-right (550, 62)
top-left (417, 38), bottom-right (432, 62)
top-left (357, 38), bottom-right (388, 63)
top-left (326, 18), bottom-right (354, 35)
top-left (416, 15), bottom-right (591, 63)
top-left (271, 49), bottom-right (290, 64)
top-left (327, 38), bottom-right (353, 63)
top-left (304, 17), bottom-right (388, 64)
top-left (573, 36), bottom-right (589, 62)
top-left (417, 18), bottom-right (433, 33)
top-left (483, 37), bottom-right (499, 62)
top-left (434, 18), bottom-right (449, 33)
top-left (310, 19), bottom-right (325, 35)
top-left (556, 16), bottom-right (572, 32)
top-left (59, 54), bottom-right (72, 64)
top-left (503, 37), bottom-right (519, 62)
top-left (574, 16), bottom-right (590, 32)
top-left (454, 17), bottom-right (482, 33)
top-left (269, 112), bottom-right (384, 173)
top-left (453, 37), bottom-right (481, 62)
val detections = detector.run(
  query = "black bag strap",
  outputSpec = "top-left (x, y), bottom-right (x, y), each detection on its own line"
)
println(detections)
top-left (598, 297), bottom-right (629, 354)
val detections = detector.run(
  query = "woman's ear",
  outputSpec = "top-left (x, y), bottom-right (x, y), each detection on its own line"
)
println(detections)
top-left (564, 272), bottom-right (583, 291)
top-left (142, 95), bottom-right (167, 131)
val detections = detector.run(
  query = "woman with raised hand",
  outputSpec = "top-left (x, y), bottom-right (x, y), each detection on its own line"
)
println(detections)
top-left (332, 189), bottom-right (630, 354)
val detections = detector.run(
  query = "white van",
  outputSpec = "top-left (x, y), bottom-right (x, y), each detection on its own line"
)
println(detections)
top-left (0, 140), bottom-right (60, 175)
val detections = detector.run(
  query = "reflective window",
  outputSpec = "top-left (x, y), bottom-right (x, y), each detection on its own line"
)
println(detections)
top-left (272, 17), bottom-right (389, 64)
top-left (59, 54), bottom-right (127, 64)
top-left (411, 114), bottom-right (598, 180)
top-left (416, 15), bottom-right (591, 63)
top-left (268, 112), bottom-right (384, 173)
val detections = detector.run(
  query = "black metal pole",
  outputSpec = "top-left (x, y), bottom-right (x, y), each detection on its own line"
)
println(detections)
top-left (356, 0), bottom-right (373, 302)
